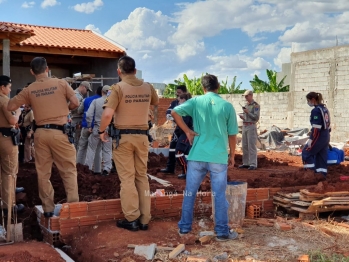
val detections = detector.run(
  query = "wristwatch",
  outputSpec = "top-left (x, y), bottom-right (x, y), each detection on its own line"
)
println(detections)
top-left (98, 130), bottom-right (105, 134)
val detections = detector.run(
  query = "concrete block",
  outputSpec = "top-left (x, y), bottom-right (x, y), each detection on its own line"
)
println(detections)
top-left (134, 243), bottom-right (156, 260)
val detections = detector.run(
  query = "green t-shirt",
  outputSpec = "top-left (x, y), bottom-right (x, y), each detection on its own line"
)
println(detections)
top-left (173, 92), bottom-right (238, 164)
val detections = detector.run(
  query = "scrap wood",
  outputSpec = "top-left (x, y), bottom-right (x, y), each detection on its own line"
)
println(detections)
top-left (168, 244), bottom-right (185, 259)
top-left (277, 192), bottom-right (300, 199)
top-left (273, 195), bottom-right (292, 204)
top-left (127, 244), bottom-right (174, 251)
top-left (147, 174), bottom-right (172, 187)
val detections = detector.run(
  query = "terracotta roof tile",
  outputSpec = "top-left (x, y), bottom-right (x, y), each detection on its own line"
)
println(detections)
top-left (0, 22), bottom-right (35, 35)
top-left (1, 22), bottom-right (125, 54)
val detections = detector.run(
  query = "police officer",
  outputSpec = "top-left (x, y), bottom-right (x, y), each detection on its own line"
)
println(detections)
top-left (160, 85), bottom-right (187, 174)
top-left (99, 55), bottom-right (159, 231)
top-left (7, 57), bottom-right (80, 217)
top-left (76, 86), bottom-right (102, 173)
top-left (85, 85), bottom-right (112, 176)
top-left (238, 90), bottom-right (260, 170)
top-left (0, 75), bottom-right (25, 214)
top-left (302, 92), bottom-right (330, 176)
top-left (71, 81), bottom-right (92, 151)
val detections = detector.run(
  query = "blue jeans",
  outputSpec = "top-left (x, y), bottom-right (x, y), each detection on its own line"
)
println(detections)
top-left (178, 161), bottom-right (229, 236)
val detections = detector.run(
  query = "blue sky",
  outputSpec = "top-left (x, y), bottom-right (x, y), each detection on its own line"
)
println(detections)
top-left (2, 0), bottom-right (349, 89)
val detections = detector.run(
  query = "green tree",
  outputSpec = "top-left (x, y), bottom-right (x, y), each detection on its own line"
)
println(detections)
top-left (218, 76), bottom-right (245, 94)
top-left (249, 69), bottom-right (289, 93)
top-left (163, 74), bottom-right (244, 97)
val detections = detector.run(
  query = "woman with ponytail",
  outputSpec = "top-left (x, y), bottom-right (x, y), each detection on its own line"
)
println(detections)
top-left (302, 92), bottom-right (331, 177)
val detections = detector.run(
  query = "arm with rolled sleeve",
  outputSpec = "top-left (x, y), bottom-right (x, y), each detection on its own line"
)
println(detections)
top-left (86, 100), bottom-right (96, 128)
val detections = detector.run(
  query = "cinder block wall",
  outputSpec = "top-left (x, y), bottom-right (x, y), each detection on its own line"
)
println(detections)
top-left (157, 45), bottom-right (349, 142)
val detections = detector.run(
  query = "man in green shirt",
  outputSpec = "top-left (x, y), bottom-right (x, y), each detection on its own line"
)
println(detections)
top-left (171, 74), bottom-right (238, 241)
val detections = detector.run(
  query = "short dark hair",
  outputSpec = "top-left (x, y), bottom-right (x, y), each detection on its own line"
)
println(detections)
top-left (176, 85), bottom-right (187, 93)
top-left (30, 57), bottom-right (48, 75)
top-left (179, 93), bottom-right (192, 100)
top-left (118, 56), bottom-right (136, 74)
top-left (201, 74), bottom-right (219, 91)
top-left (0, 75), bottom-right (11, 87)
top-left (96, 86), bottom-right (103, 96)
top-left (16, 88), bottom-right (23, 95)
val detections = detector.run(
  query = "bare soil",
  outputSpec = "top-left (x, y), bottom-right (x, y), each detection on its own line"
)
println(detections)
top-left (2, 150), bottom-right (349, 261)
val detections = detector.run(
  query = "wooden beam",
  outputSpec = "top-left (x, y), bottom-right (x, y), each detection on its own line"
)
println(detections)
top-left (22, 54), bottom-right (89, 65)
top-left (2, 39), bottom-right (10, 76)
top-left (10, 44), bottom-right (124, 58)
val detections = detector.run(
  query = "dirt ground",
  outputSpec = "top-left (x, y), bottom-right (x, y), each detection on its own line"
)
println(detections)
top-left (2, 150), bottom-right (349, 261)
top-left (0, 241), bottom-right (65, 262)
top-left (64, 216), bottom-right (349, 262)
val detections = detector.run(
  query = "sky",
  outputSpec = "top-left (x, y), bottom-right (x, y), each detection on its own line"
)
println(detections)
top-left (1, 0), bottom-right (349, 88)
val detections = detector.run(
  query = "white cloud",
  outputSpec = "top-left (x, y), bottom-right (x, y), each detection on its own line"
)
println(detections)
top-left (254, 42), bottom-right (280, 57)
top-left (274, 47), bottom-right (292, 68)
top-left (22, 1), bottom-right (35, 8)
top-left (251, 70), bottom-right (261, 77)
top-left (85, 24), bottom-right (101, 34)
top-left (73, 0), bottom-right (103, 14)
top-left (207, 55), bottom-right (247, 70)
top-left (41, 0), bottom-right (59, 8)
top-left (239, 48), bottom-right (248, 54)
top-left (142, 54), bottom-right (152, 60)
top-left (246, 57), bottom-right (271, 70)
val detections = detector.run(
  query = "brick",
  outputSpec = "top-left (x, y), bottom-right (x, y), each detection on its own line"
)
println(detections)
top-left (263, 200), bottom-right (275, 211)
top-left (297, 255), bottom-right (309, 262)
top-left (88, 200), bottom-right (106, 210)
top-left (256, 188), bottom-right (269, 200)
top-left (60, 218), bottom-right (80, 229)
top-left (59, 204), bottom-right (70, 218)
top-left (79, 216), bottom-right (97, 226)
top-left (155, 204), bottom-right (171, 210)
top-left (269, 188), bottom-right (282, 197)
top-left (155, 197), bottom-right (171, 205)
top-left (105, 199), bottom-right (121, 209)
top-left (68, 202), bottom-right (88, 213)
top-left (105, 208), bottom-right (122, 215)
top-left (171, 201), bottom-right (183, 209)
top-left (274, 221), bottom-right (292, 231)
top-left (97, 214), bottom-right (115, 222)
top-left (257, 219), bottom-right (274, 227)
top-left (70, 211), bottom-right (88, 218)
top-left (49, 217), bottom-right (60, 231)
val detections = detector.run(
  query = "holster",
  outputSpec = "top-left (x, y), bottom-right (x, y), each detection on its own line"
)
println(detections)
top-left (0, 127), bottom-right (21, 146)
top-left (63, 123), bottom-right (76, 144)
top-left (108, 124), bottom-right (121, 149)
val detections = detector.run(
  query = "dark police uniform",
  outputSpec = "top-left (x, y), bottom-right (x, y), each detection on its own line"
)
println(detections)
top-left (302, 104), bottom-right (331, 176)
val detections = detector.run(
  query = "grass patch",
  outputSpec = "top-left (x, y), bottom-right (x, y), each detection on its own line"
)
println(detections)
top-left (309, 250), bottom-right (349, 262)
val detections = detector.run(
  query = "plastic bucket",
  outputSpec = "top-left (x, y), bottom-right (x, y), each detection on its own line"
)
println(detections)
top-left (212, 181), bottom-right (247, 228)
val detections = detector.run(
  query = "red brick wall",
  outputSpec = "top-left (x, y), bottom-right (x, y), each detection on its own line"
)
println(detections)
top-left (156, 98), bottom-right (175, 125)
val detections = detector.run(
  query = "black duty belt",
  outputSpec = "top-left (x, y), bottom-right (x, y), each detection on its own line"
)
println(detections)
top-left (119, 129), bottom-right (148, 135)
top-left (0, 127), bottom-right (12, 136)
top-left (36, 124), bottom-right (64, 131)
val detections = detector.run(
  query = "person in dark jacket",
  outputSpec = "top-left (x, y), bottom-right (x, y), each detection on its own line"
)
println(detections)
top-left (175, 93), bottom-right (193, 179)
top-left (302, 92), bottom-right (331, 177)
top-left (160, 85), bottom-right (187, 173)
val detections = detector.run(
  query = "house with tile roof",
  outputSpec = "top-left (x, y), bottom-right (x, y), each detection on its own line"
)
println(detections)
top-left (0, 22), bottom-right (126, 96)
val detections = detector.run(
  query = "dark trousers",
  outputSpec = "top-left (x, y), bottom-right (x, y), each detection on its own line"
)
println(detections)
top-left (302, 131), bottom-right (330, 175)
top-left (176, 151), bottom-right (187, 174)
top-left (166, 136), bottom-right (177, 171)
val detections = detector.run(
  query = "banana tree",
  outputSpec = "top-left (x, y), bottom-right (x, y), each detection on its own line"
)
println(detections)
top-left (219, 76), bottom-right (245, 94)
top-left (250, 69), bottom-right (289, 93)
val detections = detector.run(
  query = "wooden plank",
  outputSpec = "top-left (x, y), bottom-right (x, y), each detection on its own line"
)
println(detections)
top-left (291, 201), bottom-right (311, 207)
top-left (277, 192), bottom-right (300, 199)
top-left (300, 189), bottom-right (324, 197)
top-left (299, 195), bottom-right (322, 201)
top-left (322, 201), bottom-right (349, 205)
top-left (273, 201), bottom-right (292, 208)
top-left (325, 192), bottom-right (349, 197)
top-left (291, 206), bottom-right (313, 214)
top-left (273, 196), bottom-right (292, 204)
top-left (169, 244), bottom-right (185, 259)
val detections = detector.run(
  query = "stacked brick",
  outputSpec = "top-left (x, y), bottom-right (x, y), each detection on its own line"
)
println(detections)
top-left (36, 187), bottom-right (309, 245)
top-left (156, 98), bottom-right (174, 125)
